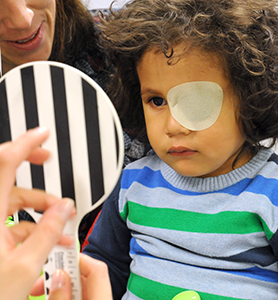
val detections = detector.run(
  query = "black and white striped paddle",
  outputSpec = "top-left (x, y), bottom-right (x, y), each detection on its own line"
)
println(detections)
top-left (0, 61), bottom-right (124, 299)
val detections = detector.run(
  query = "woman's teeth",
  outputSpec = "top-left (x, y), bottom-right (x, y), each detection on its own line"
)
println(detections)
top-left (15, 32), bottom-right (37, 44)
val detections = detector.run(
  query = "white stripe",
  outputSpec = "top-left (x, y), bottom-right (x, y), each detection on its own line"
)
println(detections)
top-left (64, 67), bottom-right (92, 219)
top-left (33, 63), bottom-right (62, 198)
top-left (5, 68), bottom-right (32, 190)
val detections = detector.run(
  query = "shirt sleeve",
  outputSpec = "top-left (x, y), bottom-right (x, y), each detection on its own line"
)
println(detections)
top-left (82, 176), bottom-right (132, 300)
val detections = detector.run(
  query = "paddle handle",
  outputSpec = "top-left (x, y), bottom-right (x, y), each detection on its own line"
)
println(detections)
top-left (43, 217), bottom-right (82, 300)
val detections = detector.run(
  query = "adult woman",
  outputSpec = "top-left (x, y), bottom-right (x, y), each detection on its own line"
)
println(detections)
top-left (0, 0), bottom-right (109, 88)
top-left (0, 0), bottom-right (110, 245)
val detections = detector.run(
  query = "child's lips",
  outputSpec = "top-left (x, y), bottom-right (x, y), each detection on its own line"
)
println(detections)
top-left (168, 146), bottom-right (197, 156)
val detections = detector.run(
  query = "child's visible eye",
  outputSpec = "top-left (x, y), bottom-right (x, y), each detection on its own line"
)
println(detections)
top-left (149, 97), bottom-right (167, 107)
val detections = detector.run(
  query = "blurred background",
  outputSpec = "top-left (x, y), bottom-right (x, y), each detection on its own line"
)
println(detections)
top-left (82, 0), bottom-right (129, 10)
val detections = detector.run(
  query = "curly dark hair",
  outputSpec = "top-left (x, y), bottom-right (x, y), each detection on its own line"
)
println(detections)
top-left (49, 0), bottom-right (100, 63)
top-left (99, 0), bottom-right (278, 159)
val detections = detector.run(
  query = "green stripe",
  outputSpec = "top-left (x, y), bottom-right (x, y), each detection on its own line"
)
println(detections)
top-left (128, 272), bottom-right (246, 300)
top-left (260, 217), bottom-right (274, 240)
top-left (120, 202), bottom-right (129, 222)
top-left (127, 201), bottom-right (266, 234)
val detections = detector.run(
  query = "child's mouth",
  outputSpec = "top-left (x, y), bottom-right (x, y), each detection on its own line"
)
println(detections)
top-left (168, 146), bottom-right (197, 156)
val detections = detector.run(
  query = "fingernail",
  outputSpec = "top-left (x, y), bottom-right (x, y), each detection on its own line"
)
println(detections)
top-left (56, 199), bottom-right (75, 222)
top-left (51, 269), bottom-right (66, 291)
top-left (36, 126), bottom-right (48, 134)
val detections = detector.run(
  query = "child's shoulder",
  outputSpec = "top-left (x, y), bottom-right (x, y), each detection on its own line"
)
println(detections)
top-left (255, 149), bottom-right (278, 178)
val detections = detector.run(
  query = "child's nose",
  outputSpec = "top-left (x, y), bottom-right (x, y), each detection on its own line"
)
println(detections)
top-left (165, 110), bottom-right (191, 136)
top-left (0, 0), bottom-right (34, 30)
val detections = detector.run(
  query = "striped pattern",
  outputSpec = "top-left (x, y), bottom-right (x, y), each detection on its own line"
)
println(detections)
top-left (119, 150), bottom-right (278, 299)
top-left (0, 61), bottom-right (123, 220)
top-left (0, 61), bottom-right (123, 299)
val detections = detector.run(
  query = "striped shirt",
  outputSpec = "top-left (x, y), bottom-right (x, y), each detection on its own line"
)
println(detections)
top-left (84, 148), bottom-right (278, 299)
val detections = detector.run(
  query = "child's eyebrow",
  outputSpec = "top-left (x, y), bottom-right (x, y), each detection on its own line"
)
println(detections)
top-left (140, 88), bottom-right (162, 96)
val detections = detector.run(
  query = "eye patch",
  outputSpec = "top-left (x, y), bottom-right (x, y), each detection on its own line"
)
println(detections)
top-left (167, 81), bottom-right (223, 131)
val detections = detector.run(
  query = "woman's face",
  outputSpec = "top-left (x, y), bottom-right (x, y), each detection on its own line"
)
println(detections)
top-left (0, 0), bottom-right (56, 74)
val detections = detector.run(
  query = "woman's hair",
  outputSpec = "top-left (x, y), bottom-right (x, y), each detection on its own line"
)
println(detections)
top-left (49, 0), bottom-right (100, 63)
top-left (100, 0), bottom-right (278, 158)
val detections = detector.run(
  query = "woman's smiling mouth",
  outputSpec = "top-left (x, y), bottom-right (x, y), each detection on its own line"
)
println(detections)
top-left (5, 24), bottom-right (43, 51)
top-left (13, 30), bottom-right (39, 44)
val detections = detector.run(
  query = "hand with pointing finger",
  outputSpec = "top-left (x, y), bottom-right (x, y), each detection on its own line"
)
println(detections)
top-left (0, 127), bottom-right (76, 300)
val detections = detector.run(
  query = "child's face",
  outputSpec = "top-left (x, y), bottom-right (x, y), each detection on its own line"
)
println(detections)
top-left (137, 46), bottom-right (250, 178)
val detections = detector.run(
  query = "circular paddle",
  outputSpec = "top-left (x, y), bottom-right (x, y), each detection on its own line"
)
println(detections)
top-left (0, 61), bottom-right (124, 299)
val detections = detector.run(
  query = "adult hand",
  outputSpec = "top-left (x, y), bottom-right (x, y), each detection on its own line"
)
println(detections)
top-left (0, 127), bottom-right (76, 300)
top-left (30, 253), bottom-right (113, 300)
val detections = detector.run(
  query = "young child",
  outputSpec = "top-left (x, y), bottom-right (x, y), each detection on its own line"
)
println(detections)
top-left (83, 0), bottom-right (278, 299)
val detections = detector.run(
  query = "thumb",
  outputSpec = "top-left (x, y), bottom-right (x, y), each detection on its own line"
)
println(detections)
top-left (48, 270), bottom-right (72, 300)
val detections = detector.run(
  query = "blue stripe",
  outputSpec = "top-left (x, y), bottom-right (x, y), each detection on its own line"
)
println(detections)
top-left (130, 238), bottom-right (278, 284)
top-left (219, 245), bottom-right (276, 267)
top-left (122, 167), bottom-right (278, 205)
top-left (122, 168), bottom-right (204, 196)
top-left (130, 237), bottom-right (149, 256)
top-left (224, 267), bottom-right (278, 283)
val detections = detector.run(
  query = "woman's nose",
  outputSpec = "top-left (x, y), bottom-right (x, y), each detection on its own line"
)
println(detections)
top-left (0, 0), bottom-right (34, 30)
top-left (165, 110), bottom-right (191, 136)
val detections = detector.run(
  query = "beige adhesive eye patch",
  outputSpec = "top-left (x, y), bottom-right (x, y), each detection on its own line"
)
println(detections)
top-left (167, 81), bottom-right (223, 131)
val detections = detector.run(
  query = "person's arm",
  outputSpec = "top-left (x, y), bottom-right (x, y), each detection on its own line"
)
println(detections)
top-left (82, 177), bottom-right (132, 300)
top-left (1, 127), bottom-right (112, 300)
top-left (0, 127), bottom-right (77, 300)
